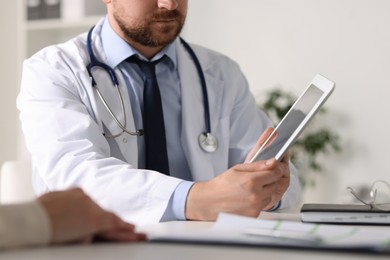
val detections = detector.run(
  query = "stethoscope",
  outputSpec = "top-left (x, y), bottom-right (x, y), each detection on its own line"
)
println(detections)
top-left (86, 26), bottom-right (218, 153)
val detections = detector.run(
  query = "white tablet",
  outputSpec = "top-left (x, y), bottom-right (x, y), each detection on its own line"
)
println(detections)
top-left (249, 74), bottom-right (335, 163)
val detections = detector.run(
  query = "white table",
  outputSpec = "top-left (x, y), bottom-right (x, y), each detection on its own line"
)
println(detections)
top-left (1, 213), bottom-right (389, 259)
top-left (3, 242), bottom-right (390, 260)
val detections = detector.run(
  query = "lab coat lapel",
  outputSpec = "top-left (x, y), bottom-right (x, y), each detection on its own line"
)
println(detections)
top-left (177, 41), bottom-right (224, 181)
top-left (89, 21), bottom-right (138, 167)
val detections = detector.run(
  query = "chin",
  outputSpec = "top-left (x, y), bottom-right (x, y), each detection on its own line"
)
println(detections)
top-left (151, 31), bottom-right (181, 46)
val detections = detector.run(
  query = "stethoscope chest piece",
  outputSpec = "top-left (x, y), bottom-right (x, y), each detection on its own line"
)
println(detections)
top-left (198, 133), bottom-right (218, 153)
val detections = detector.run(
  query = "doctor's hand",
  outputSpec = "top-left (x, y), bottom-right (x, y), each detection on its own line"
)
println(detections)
top-left (185, 159), bottom-right (287, 221)
top-left (38, 188), bottom-right (147, 245)
top-left (245, 128), bottom-right (291, 211)
top-left (262, 152), bottom-right (291, 211)
top-left (185, 127), bottom-right (291, 221)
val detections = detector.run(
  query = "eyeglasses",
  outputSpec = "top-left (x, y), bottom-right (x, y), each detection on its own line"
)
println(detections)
top-left (347, 180), bottom-right (390, 211)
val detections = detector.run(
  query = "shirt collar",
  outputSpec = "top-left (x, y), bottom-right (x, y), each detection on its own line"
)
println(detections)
top-left (101, 17), bottom-right (177, 68)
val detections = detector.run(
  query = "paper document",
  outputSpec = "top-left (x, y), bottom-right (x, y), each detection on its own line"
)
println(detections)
top-left (150, 213), bottom-right (390, 253)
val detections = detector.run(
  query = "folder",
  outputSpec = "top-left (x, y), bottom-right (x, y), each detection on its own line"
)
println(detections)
top-left (42, 0), bottom-right (61, 19)
top-left (27, 0), bottom-right (43, 20)
top-left (301, 203), bottom-right (390, 225)
top-left (26, 0), bottom-right (61, 20)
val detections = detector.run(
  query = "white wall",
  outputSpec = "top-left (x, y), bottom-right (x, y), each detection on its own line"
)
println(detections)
top-left (0, 2), bottom-right (22, 167)
top-left (184, 0), bottom-right (390, 202)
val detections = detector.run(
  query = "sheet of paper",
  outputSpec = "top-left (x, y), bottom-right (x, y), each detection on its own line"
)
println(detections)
top-left (150, 213), bottom-right (390, 253)
top-left (213, 213), bottom-right (390, 251)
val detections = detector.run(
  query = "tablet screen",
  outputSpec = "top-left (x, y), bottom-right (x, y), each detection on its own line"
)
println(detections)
top-left (253, 84), bottom-right (325, 161)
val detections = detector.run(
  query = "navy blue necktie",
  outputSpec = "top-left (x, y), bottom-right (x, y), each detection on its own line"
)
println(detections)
top-left (129, 56), bottom-right (170, 175)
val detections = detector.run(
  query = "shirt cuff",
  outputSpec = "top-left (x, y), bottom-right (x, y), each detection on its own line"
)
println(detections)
top-left (160, 181), bottom-right (194, 221)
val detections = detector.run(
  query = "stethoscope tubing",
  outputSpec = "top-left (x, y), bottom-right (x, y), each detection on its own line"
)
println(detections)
top-left (86, 26), bottom-right (216, 151)
top-left (179, 38), bottom-right (211, 135)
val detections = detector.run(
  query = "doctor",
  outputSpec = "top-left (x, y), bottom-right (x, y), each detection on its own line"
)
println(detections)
top-left (17, 0), bottom-right (300, 225)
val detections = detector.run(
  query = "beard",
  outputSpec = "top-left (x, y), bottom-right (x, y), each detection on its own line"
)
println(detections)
top-left (114, 9), bottom-right (186, 48)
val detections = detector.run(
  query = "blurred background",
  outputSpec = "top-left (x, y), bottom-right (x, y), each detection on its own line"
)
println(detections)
top-left (1, 0), bottom-right (390, 204)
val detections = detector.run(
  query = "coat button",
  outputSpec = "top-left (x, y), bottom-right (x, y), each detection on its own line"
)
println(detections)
top-left (123, 138), bottom-right (127, 143)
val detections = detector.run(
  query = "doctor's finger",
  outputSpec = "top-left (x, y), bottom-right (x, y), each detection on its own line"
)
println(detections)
top-left (97, 230), bottom-right (147, 242)
top-left (253, 183), bottom-right (278, 205)
top-left (280, 150), bottom-right (291, 164)
top-left (95, 211), bottom-right (136, 233)
top-left (278, 152), bottom-right (291, 177)
top-left (252, 171), bottom-right (283, 187)
top-left (245, 127), bottom-right (275, 163)
top-left (236, 158), bottom-right (277, 173)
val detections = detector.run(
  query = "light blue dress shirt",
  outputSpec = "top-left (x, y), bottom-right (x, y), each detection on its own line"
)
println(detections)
top-left (100, 18), bottom-right (193, 220)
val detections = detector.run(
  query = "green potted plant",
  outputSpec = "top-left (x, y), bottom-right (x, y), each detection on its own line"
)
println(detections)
top-left (257, 88), bottom-right (341, 188)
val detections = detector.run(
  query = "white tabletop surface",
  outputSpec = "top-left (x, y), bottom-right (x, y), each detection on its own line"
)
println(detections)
top-left (1, 212), bottom-right (389, 259)
top-left (1, 239), bottom-right (389, 260)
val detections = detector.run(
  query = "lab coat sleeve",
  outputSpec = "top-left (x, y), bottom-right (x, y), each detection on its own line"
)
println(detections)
top-left (217, 57), bottom-right (301, 210)
top-left (0, 201), bottom-right (51, 249)
top-left (279, 163), bottom-right (300, 210)
top-left (17, 45), bottom-right (182, 226)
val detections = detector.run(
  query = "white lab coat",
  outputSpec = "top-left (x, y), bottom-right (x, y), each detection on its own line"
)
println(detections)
top-left (17, 19), bottom-right (300, 225)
